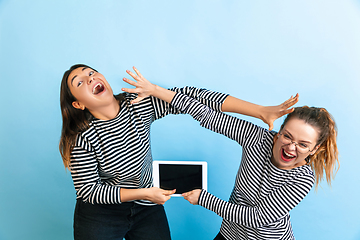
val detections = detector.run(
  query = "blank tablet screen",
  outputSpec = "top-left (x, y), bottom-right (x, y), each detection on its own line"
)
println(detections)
top-left (153, 161), bottom-right (207, 196)
top-left (159, 164), bottom-right (203, 194)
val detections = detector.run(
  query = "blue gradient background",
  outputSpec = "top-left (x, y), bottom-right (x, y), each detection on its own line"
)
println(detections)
top-left (0, 1), bottom-right (359, 239)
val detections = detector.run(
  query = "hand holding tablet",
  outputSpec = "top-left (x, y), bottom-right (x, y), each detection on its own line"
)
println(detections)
top-left (182, 189), bottom-right (202, 205)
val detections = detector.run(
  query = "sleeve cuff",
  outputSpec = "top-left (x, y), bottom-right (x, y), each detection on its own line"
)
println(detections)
top-left (198, 189), bottom-right (209, 207)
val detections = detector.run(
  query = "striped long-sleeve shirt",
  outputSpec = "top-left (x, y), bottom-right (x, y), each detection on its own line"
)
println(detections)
top-left (171, 93), bottom-right (315, 240)
top-left (69, 86), bottom-right (228, 206)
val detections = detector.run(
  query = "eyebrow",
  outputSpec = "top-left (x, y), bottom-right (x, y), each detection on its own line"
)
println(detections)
top-left (70, 67), bottom-right (89, 86)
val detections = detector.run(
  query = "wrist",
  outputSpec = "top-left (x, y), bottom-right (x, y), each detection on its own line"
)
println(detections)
top-left (151, 84), bottom-right (160, 96)
top-left (142, 188), bottom-right (151, 201)
top-left (120, 188), bottom-right (150, 202)
top-left (151, 85), bottom-right (176, 103)
top-left (258, 105), bottom-right (267, 122)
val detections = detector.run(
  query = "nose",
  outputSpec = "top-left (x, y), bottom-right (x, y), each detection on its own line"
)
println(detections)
top-left (287, 142), bottom-right (297, 151)
top-left (87, 76), bottom-right (94, 84)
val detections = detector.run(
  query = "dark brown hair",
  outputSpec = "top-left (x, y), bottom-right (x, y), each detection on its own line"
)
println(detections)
top-left (59, 64), bottom-right (125, 169)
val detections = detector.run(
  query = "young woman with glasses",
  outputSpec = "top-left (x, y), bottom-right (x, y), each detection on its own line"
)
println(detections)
top-left (123, 67), bottom-right (339, 240)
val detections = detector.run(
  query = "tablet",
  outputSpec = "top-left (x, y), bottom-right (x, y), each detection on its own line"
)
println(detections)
top-left (153, 160), bottom-right (207, 197)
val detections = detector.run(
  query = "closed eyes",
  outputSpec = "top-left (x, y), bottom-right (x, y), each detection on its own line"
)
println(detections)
top-left (283, 133), bottom-right (309, 148)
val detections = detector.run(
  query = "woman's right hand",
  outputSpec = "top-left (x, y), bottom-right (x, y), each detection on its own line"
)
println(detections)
top-left (122, 66), bottom-right (176, 104)
top-left (122, 66), bottom-right (156, 104)
top-left (145, 187), bottom-right (176, 205)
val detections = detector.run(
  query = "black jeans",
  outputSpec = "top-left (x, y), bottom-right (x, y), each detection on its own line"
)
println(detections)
top-left (74, 199), bottom-right (171, 240)
top-left (214, 232), bottom-right (226, 240)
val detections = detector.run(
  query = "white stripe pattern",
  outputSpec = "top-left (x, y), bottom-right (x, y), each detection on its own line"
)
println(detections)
top-left (171, 93), bottom-right (315, 240)
top-left (70, 87), bottom-right (228, 205)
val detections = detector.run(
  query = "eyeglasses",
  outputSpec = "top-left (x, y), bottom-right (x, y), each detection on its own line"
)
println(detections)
top-left (278, 133), bottom-right (314, 154)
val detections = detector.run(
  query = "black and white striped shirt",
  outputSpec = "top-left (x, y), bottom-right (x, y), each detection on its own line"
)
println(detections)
top-left (171, 93), bottom-right (315, 240)
top-left (69, 87), bottom-right (228, 205)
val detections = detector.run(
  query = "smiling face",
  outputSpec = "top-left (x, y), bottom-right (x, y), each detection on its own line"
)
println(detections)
top-left (67, 66), bottom-right (114, 113)
top-left (272, 117), bottom-right (320, 170)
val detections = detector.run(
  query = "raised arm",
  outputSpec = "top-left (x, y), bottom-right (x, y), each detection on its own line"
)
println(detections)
top-left (122, 67), bottom-right (298, 130)
top-left (122, 68), bottom-right (228, 122)
top-left (222, 94), bottom-right (299, 130)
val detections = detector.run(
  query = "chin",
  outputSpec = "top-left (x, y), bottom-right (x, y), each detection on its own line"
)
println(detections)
top-left (272, 155), bottom-right (293, 170)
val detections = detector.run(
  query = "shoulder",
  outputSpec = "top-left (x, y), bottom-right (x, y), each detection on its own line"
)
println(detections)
top-left (246, 126), bottom-right (275, 149)
top-left (264, 129), bottom-right (277, 143)
top-left (122, 92), bottom-right (153, 106)
top-left (124, 92), bottom-right (137, 101)
top-left (290, 165), bottom-right (315, 187)
top-left (294, 164), bottom-right (314, 177)
top-left (74, 122), bottom-right (97, 149)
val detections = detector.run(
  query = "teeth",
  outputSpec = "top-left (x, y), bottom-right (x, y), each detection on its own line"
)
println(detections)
top-left (93, 83), bottom-right (102, 94)
top-left (283, 150), bottom-right (295, 158)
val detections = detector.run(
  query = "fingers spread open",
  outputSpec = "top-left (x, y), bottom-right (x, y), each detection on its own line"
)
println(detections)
top-left (126, 69), bottom-right (139, 80)
top-left (122, 87), bottom-right (137, 94)
top-left (123, 77), bottom-right (138, 87)
top-left (133, 66), bottom-right (144, 78)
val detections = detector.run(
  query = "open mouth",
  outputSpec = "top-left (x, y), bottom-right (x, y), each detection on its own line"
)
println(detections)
top-left (281, 149), bottom-right (296, 162)
top-left (92, 83), bottom-right (105, 95)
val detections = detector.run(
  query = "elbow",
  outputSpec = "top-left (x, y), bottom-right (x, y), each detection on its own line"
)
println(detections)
top-left (75, 183), bottom-right (97, 204)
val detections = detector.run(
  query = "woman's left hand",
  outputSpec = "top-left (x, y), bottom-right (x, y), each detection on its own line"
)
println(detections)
top-left (182, 189), bottom-right (202, 205)
top-left (122, 67), bottom-right (156, 104)
top-left (261, 93), bottom-right (299, 131)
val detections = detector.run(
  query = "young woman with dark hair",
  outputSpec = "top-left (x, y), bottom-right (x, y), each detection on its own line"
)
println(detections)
top-left (123, 68), bottom-right (339, 240)
top-left (59, 64), bottom-right (294, 239)
top-left (59, 64), bottom-right (230, 239)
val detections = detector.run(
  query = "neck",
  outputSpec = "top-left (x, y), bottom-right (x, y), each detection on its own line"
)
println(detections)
top-left (89, 98), bottom-right (120, 120)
